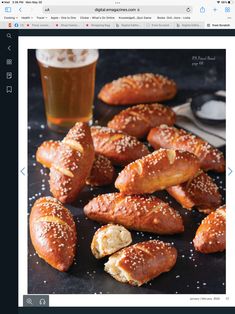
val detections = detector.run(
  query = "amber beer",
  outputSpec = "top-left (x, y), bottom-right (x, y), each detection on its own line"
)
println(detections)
top-left (36, 49), bottom-right (99, 132)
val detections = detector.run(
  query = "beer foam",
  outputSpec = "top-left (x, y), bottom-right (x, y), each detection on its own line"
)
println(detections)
top-left (36, 49), bottom-right (99, 68)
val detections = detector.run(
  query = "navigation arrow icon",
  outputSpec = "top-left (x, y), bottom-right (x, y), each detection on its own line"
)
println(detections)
top-left (20, 167), bottom-right (25, 176)
top-left (228, 167), bottom-right (233, 176)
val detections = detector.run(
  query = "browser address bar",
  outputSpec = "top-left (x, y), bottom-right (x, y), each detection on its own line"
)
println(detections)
top-left (43, 6), bottom-right (193, 14)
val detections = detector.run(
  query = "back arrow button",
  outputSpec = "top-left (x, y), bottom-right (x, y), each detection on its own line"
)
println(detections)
top-left (20, 167), bottom-right (25, 176)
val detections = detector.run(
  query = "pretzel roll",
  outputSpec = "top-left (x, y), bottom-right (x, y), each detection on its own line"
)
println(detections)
top-left (147, 125), bottom-right (225, 172)
top-left (193, 205), bottom-right (226, 253)
top-left (86, 154), bottom-right (116, 187)
top-left (29, 197), bottom-right (77, 272)
top-left (104, 240), bottom-right (177, 286)
top-left (91, 126), bottom-right (149, 166)
top-left (115, 148), bottom-right (200, 195)
top-left (107, 103), bottom-right (176, 139)
top-left (167, 170), bottom-right (222, 214)
top-left (50, 122), bottom-right (95, 203)
top-left (84, 193), bottom-right (184, 235)
top-left (36, 140), bottom-right (115, 187)
top-left (36, 140), bottom-right (60, 168)
top-left (98, 73), bottom-right (177, 105)
top-left (91, 224), bottom-right (132, 259)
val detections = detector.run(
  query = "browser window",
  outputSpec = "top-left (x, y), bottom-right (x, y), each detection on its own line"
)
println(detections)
top-left (1, 0), bottom-right (234, 311)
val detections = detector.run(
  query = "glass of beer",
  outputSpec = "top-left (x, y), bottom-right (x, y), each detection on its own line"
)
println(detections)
top-left (36, 49), bottom-right (99, 132)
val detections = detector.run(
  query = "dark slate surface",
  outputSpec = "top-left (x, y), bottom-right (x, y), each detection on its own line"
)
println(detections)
top-left (28, 49), bottom-right (225, 294)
